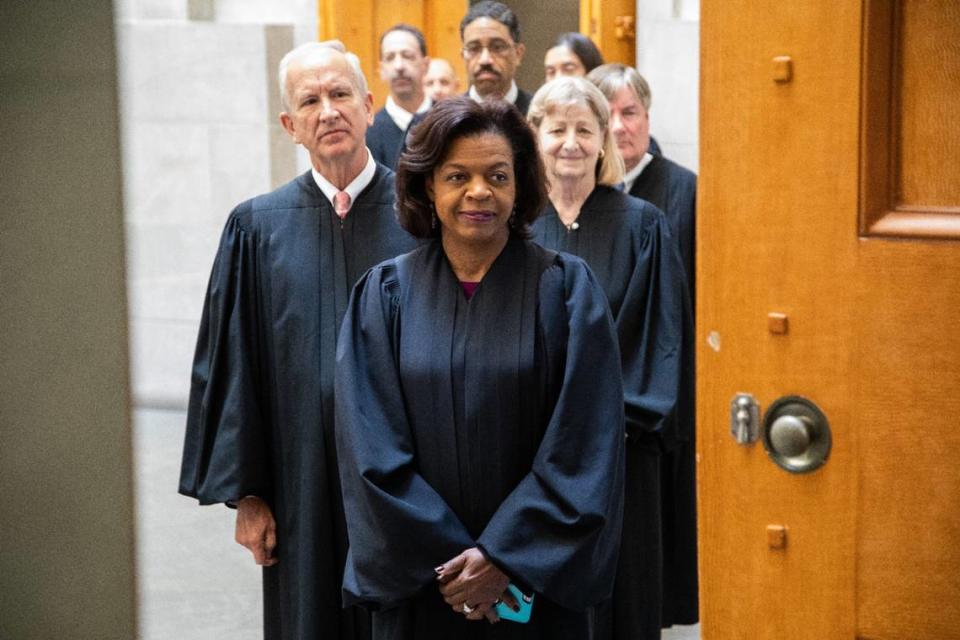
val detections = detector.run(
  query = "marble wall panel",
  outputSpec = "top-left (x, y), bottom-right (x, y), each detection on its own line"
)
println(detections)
top-left (118, 22), bottom-right (267, 124)
top-left (660, 142), bottom-right (698, 176)
top-left (115, 0), bottom-right (188, 21)
top-left (636, 0), bottom-right (700, 172)
top-left (209, 122), bottom-right (273, 216)
top-left (214, 0), bottom-right (313, 25)
top-left (125, 219), bottom-right (220, 320)
top-left (130, 317), bottom-right (198, 407)
top-left (122, 122), bottom-right (212, 225)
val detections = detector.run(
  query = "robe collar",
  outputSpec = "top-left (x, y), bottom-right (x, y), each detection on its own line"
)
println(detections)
top-left (469, 80), bottom-right (519, 106)
top-left (311, 148), bottom-right (377, 213)
top-left (385, 95), bottom-right (431, 131)
top-left (623, 151), bottom-right (655, 193)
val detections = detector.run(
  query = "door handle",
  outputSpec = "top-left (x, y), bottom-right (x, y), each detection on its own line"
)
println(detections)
top-left (762, 396), bottom-right (832, 473)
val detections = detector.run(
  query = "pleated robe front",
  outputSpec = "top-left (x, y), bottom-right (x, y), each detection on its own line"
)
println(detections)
top-left (335, 238), bottom-right (626, 640)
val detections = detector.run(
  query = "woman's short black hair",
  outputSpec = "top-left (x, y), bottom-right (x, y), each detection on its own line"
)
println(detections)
top-left (396, 97), bottom-right (547, 239)
top-left (553, 32), bottom-right (605, 73)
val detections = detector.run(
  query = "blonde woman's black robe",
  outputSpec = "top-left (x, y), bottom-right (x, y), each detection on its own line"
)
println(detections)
top-left (532, 185), bottom-right (687, 640)
top-left (629, 155), bottom-right (699, 627)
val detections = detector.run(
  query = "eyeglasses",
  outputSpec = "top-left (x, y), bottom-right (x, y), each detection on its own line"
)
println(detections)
top-left (462, 40), bottom-right (515, 59)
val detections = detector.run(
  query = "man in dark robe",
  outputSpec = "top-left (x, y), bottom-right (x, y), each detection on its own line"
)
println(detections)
top-left (335, 238), bottom-right (626, 638)
top-left (460, 1), bottom-right (534, 115)
top-left (588, 63), bottom-right (699, 629)
top-left (628, 146), bottom-right (698, 629)
top-left (366, 25), bottom-right (431, 170)
top-left (179, 41), bottom-right (416, 640)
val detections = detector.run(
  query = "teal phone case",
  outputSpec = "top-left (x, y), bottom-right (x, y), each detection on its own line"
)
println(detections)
top-left (495, 584), bottom-right (534, 623)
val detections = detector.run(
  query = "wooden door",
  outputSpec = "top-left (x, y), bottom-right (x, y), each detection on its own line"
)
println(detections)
top-left (698, 2), bottom-right (960, 639)
top-left (318, 0), bottom-right (468, 110)
top-left (579, 0), bottom-right (635, 66)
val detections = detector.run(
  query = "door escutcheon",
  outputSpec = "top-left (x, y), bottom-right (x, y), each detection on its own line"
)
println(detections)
top-left (762, 395), bottom-right (831, 473)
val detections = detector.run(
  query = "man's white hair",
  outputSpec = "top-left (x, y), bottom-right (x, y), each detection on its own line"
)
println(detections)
top-left (278, 40), bottom-right (369, 110)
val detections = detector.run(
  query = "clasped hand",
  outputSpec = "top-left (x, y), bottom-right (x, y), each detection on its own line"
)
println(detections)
top-left (436, 547), bottom-right (520, 623)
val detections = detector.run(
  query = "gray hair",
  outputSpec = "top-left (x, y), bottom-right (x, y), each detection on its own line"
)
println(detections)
top-left (528, 76), bottom-right (625, 186)
top-left (586, 63), bottom-right (652, 111)
top-left (278, 40), bottom-right (369, 110)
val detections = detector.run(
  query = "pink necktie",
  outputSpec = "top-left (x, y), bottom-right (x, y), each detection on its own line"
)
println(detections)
top-left (333, 191), bottom-right (351, 219)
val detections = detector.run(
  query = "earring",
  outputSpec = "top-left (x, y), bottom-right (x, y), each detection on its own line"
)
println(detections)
top-left (598, 148), bottom-right (605, 159)
top-left (430, 202), bottom-right (437, 230)
top-left (508, 206), bottom-right (518, 229)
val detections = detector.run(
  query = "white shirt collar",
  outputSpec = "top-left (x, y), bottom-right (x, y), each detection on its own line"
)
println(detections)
top-left (469, 80), bottom-right (519, 105)
top-left (623, 152), bottom-right (655, 193)
top-left (385, 95), bottom-right (432, 131)
top-left (311, 149), bottom-right (377, 213)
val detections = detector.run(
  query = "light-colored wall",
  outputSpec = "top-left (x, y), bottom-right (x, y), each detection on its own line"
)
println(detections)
top-left (119, 0), bottom-right (316, 409)
top-left (636, 0), bottom-right (700, 173)
top-left (0, 2), bottom-right (136, 637)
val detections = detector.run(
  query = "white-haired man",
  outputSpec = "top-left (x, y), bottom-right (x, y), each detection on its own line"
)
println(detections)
top-left (179, 41), bottom-right (416, 640)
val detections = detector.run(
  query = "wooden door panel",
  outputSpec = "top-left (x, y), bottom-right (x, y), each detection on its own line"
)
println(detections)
top-left (856, 242), bottom-right (960, 640)
top-left (318, 0), bottom-right (468, 110)
top-left (699, 1), bottom-right (960, 639)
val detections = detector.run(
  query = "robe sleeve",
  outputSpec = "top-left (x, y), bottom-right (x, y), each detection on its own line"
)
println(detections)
top-left (619, 204), bottom-right (686, 448)
top-left (476, 257), bottom-right (626, 611)
top-left (334, 265), bottom-right (475, 610)
top-left (178, 209), bottom-right (272, 505)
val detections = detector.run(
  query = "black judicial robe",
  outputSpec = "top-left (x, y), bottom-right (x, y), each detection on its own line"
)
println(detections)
top-left (513, 88), bottom-right (533, 116)
top-left (629, 157), bottom-right (699, 627)
top-left (335, 238), bottom-right (626, 639)
top-left (531, 186), bottom-right (686, 640)
top-left (179, 166), bottom-right (417, 640)
top-left (367, 109), bottom-right (406, 170)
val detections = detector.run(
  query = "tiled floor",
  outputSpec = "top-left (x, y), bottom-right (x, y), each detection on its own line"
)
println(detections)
top-left (134, 407), bottom-right (699, 639)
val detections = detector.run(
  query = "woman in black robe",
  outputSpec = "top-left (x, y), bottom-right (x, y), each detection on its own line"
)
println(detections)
top-left (335, 98), bottom-right (626, 639)
top-left (587, 64), bottom-right (699, 628)
top-left (528, 77), bottom-right (688, 640)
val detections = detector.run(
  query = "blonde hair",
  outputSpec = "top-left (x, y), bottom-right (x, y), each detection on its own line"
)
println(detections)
top-left (528, 76), bottom-right (624, 186)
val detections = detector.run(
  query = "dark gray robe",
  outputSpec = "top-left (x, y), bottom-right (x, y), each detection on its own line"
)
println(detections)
top-left (367, 109), bottom-right (406, 170)
top-left (335, 238), bottom-right (626, 639)
top-left (629, 156), bottom-right (699, 627)
top-left (179, 166), bottom-right (416, 640)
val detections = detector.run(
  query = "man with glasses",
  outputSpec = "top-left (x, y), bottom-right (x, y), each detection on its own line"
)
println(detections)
top-left (459, 1), bottom-right (532, 114)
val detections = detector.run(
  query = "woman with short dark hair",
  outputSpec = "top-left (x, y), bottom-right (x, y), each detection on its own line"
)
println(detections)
top-left (335, 97), bottom-right (627, 639)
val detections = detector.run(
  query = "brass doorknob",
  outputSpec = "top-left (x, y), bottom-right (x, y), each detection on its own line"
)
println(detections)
top-left (762, 396), bottom-right (831, 474)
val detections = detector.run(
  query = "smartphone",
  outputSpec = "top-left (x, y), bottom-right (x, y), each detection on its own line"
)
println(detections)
top-left (495, 583), bottom-right (534, 623)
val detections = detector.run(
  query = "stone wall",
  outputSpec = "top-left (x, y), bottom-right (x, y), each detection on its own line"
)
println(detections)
top-left (636, 0), bottom-right (700, 173)
top-left (118, 0), bottom-right (316, 409)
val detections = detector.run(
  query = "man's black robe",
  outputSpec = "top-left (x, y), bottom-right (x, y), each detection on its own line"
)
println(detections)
top-left (531, 186), bottom-right (686, 640)
top-left (179, 166), bottom-right (417, 640)
top-left (335, 238), bottom-right (626, 639)
top-left (367, 109), bottom-right (406, 170)
top-left (629, 156), bottom-right (699, 627)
